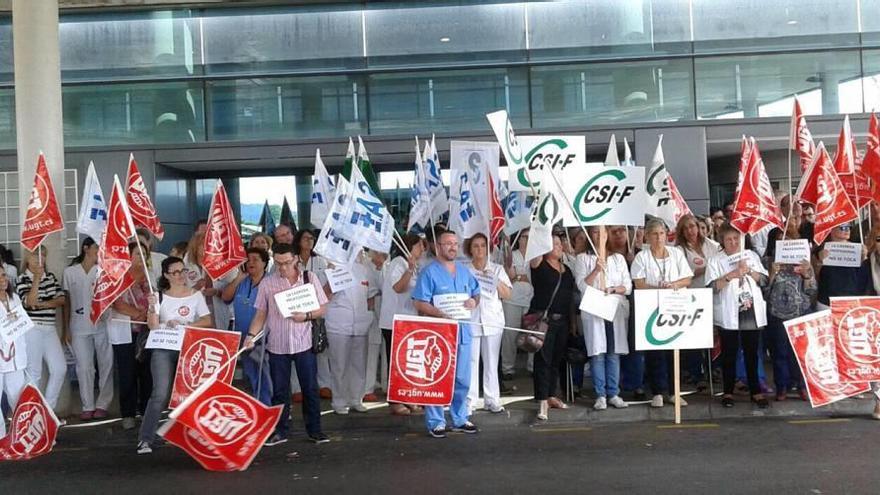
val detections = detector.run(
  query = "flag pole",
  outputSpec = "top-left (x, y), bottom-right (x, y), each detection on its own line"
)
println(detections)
top-left (782, 145), bottom-right (794, 241)
top-left (544, 166), bottom-right (599, 256)
top-left (134, 241), bottom-right (156, 295)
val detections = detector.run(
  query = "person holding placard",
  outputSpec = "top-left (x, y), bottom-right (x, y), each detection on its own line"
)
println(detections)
top-left (294, 228), bottom-right (333, 401)
top-left (16, 245), bottom-right (66, 411)
top-left (705, 224), bottom-right (769, 409)
top-left (221, 247), bottom-right (272, 406)
top-left (137, 256), bottom-right (212, 455)
top-left (378, 233), bottom-right (425, 416)
top-left (528, 233), bottom-right (577, 421)
top-left (0, 270), bottom-right (29, 439)
top-left (323, 256), bottom-right (377, 415)
top-left (814, 224), bottom-right (870, 309)
top-left (501, 229), bottom-right (535, 380)
top-left (573, 226), bottom-right (632, 411)
top-left (763, 223), bottom-right (815, 402)
top-left (111, 241), bottom-right (155, 430)
top-left (63, 237), bottom-right (114, 421)
top-left (244, 243), bottom-right (330, 446)
top-left (465, 233), bottom-right (512, 414)
top-left (412, 230), bottom-right (481, 437)
top-left (630, 219), bottom-right (693, 408)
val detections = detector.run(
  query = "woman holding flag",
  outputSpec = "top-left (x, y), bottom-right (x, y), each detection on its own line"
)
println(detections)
top-left (17, 245), bottom-right (66, 411)
top-left (630, 219), bottom-right (693, 408)
top-left (137, 256), bottom-right (212, 455)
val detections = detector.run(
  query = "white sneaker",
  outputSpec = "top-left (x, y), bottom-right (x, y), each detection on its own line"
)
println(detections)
top-left (608, 396), bottom-right (629, 409)
top-left (666, 395), bottom-right (688, 407)
top-left (650, 395), bottom-right (664, 408)
top-left (593, 397), bottom-right (607, 410)
top-left (350, 403), bottom-right (368, 413)
top-left (333, 407), bottom-right (350, 415)
top-left (486, 404), bottom-right (505, 414)
top-left (136, 441), bottom-right (152, 455)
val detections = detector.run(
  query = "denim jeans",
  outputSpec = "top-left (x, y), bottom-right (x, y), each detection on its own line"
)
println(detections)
top-left (766, 315), bottom-right (804, 392)
top-left (138, 349), bottom-right (178, 444)
top-left (269, 349), bottom-right (321, 438)
top-left (591, 322), bottom-right (621, 398)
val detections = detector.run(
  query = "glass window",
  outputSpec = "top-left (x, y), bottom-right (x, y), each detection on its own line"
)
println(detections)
top-left (527, 0), bottom-right (691, 61)
top-left (365, 2), bottom-right (526, 68)
top-left (62, 81), bottom-right (205, 146)
top-left (368, 67), bottom-right (529, 135)
top-left (0, 89), bottom-right (14, 150)
top-left (695, 50), bottom-right (863, 120)
top-left (201, 7), bottom-right (364, 75)
top-left (530, 59), bottom-right (694, 128)
top-left (0, 18), bottom-right (11, 84)
top-left (59, 10), bottom-right (200, 81)
top-left (692, 0), bottom-right (859, 53)
top-left (208, 75), bottom-right (366, 141)
top-left (862, 50), bottom-right (880, 112)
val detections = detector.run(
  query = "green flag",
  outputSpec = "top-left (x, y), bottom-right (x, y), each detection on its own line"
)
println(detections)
top-left (356, 135), bottom-right (382, 198)
top-left (341, 137), bottom-right (356, 181)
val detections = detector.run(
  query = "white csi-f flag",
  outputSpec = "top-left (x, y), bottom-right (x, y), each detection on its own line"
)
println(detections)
top-left (310, 149), bottom-right (336, 228)
top-left (622, 137), bottom-right (635, 167)
top-left (448, 141), bottom-right (500, 240)
top-left (645, 135), bottom-right (690, 229)
top-left (345, 165), bottom-right (395, 253)
top-left (424, 136), bottom-right (449, 222)
top-left (524, 170), bottom-right (563, 261)
top-left (408, 142), bottom-right (431, 232)
top-left (315, 176), bottom-right (362, 266)
top-left (605, 134), bottom-right (620, 167)
top-left (76, 161), bottom-right (108, 244)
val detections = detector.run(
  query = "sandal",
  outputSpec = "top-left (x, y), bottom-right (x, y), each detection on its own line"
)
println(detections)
top-left (547, 397), bottom-right (569, 409)
top-left (721, 395), bottom-right (734, 408)
top-left (751, 394), bottom-right (770, 409)
top-left (390, 404), bottom-right (411, 416)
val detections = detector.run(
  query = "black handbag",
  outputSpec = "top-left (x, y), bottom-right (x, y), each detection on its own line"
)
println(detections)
top-left (303, 270), bottom-right (328, 354)
top-left (516, 268), bottom-right (563, 353)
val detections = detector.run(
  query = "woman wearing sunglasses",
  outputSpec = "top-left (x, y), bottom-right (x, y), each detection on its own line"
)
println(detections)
top-left (814, 223), bottom-right (871, 310)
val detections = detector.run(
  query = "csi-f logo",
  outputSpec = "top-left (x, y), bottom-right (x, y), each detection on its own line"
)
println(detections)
top-left (646, 165), bottom-right (671, 207)
top-left (535, 190), bottom-right (560, 225)
top-left (645, 307), bottom-right (705, 346)
top-left (572, 169), bottom-right (635, 222)
top-left (517, 139), bottom-right (575, 188)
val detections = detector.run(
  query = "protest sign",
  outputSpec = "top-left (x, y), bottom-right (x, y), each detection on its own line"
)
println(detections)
top-left (388, 315), bottom-right (459, 406)
top-left (273, 284), bottom-right (320, 317)
top-left (634, 289), bottom-right (713, 351)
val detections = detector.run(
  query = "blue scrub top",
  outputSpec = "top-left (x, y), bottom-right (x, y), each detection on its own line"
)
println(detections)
top-left (412, 260), bottom-right (480, 343)
top-left (232, 275), bottom-right (262, 336)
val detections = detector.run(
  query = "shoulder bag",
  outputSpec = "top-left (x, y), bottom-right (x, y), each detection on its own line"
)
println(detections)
top-left (303, 270), bottom-right (328, 354)
top-left (517, 267), bottom-right (563, 353)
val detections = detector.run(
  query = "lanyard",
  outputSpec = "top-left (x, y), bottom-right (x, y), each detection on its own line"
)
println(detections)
top-left (242, 275), bottom-right (264, 305)
top-left (650, 248), bottom-right (668, 285)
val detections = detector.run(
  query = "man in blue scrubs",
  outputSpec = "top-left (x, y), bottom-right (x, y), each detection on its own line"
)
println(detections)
top-left (412, 230), bottom-right (481, 438)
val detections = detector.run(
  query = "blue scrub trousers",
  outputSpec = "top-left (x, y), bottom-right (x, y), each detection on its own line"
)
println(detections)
top-left (425, 326), bottom-right (473, 431)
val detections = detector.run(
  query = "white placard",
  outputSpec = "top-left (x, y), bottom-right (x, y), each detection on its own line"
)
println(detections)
top-left (325, 266), bottom-right (355, 293)
top-left (273, 284), bottom-right (321, 318)
top-left (561, 164), bottom-right (647, 227)
top-left (722, 251), bottom-right (749, 273)
top-left (108, 313), bottom-right (133, 345)
top-left (0, 308), bottom-right (34, 345)
top-left (823, 242), bottom-right (862, 268)
top-left (775, 239), bottom-right (811, 265)
top-left (433, 293), bottom-right (472, 320)
top-left (579, 285), bottom-right (621, 322)
top-left (472, 269), bottom-right (497, 297)
top-left (145, 327), bottom-right (184, 351)
top-left (658, 290), bottom-right (690, 316)
top-left (635, 288), bottom-right (713, 351)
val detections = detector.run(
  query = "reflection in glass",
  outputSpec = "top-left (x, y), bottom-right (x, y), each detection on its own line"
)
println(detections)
top-left (208, 75), bottom-right (366, 140)
top-left (530, 59), bottom-right (693, 127)
top-left (62, 82), bottom-right (205, 146)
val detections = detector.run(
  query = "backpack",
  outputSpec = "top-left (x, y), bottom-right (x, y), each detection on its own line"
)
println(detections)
top-left (768, 272), bottom-right (808, 320)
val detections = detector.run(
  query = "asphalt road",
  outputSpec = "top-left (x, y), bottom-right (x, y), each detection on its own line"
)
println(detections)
top-left (1, 415), bottom-right (878, 494)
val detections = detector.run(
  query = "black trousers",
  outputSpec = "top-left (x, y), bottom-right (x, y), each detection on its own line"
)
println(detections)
top-left (113, 338), bottom-right (152, 418)
top-left (721, 330), bottom-right (761, 395)
top-left (533, 319), bottom-right (569, 400)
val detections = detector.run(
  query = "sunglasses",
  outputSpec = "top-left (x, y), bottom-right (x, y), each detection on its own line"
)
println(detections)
top-left (839, 226), bottom-right (851, 231)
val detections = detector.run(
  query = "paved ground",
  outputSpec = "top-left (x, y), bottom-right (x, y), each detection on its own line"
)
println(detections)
top-left (2, 414), bottom-right (878, 494)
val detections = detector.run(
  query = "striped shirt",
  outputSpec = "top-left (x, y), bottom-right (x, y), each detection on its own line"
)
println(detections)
top-left (16, 270), bottom-right (63, 323)
top-left (254, 271), bottom-right (328, 355)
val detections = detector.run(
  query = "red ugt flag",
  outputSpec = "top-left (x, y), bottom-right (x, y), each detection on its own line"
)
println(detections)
top-left (783, 311), bottom-right (870, 408)
top-left (170, 327), bottom-right (241, 408)
top-left (830, 297), bottom-right (880, 383)
top-left (90, 269), bottom-right (134, 324)
top-left (388, 315), bottom-right (459, 406)
top-left (0, 384), bottom-right (61, 461)
top-left (126, 154), bottom-right (165, 240)
top-left (159, 378), bottom-right (282, 472)
top-left (789, 98), bottom-right (815, 173)
top-left (730, 138), bottom-right (784, 235)
top-left (488, 174), bottom-right (505, 245)
top-left (101, 176), bottom-right (136, 280)
top-left (796, 143), bottom-right (858, 245)
top-left (21, 153), bottom-right (64, 252)
top-left (203, 180), bottom-right (247, 281)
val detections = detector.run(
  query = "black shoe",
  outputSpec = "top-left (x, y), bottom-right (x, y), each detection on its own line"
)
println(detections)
top-left (751, 396), bottom-right (770, 409)
top-left (721, 397), bottom-right (735, 408)
top-left (502, 373), bottom-right (515, 381)
top-left (308, 432), bottom-right (330, 444)
top-left (451, 422), bottom-right (478, 434)
top-left (633, 390), bottom-right (647, 401)
top-left (264, 434), bottom-right (288, 447)
top-left (429, 426), bottom-right (447, 438)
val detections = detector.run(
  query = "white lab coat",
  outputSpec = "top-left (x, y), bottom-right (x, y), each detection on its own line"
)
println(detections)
top-left (379, 256), bottom-right (418, 330)
top-left (704, 249), bottom-right (768, 330)
top-left (325, 261), bottom-right (376, 336)
top-left (573, 253), bottom-right (632, 356)
top-left (630, 246), bottom-right (694, 287)
top-left (466, 261), bottom-right (511, 337)
top-left (681, 238), bottom-right (720, 289)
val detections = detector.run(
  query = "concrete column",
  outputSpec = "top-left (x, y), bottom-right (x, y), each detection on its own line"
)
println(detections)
top-left (13, 0), bottom-right (66, 272)
top-left (295, 175), bottom-right (312, 231)
top-left (13, 0), bottom-right (72, 415)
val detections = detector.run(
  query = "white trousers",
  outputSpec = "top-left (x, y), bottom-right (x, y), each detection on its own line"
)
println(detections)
top-left (364, 323), bottom-right (383, 394)
top-left (501, 303), bottom-right (527, 374)
top-left (0, 370), bottom-right (27, 438)
top-left (327, 333), bottom-right (368, 410)
top-left (25, 323), bottom-right (66, 410)
top-left (71, 332), bottom-right (114, 411)
top-left (468, 333), bottom-right (503, 411)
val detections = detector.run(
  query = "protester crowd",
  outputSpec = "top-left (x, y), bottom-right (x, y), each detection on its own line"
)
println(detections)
top-left (3, 193), bottom-right (880, 450)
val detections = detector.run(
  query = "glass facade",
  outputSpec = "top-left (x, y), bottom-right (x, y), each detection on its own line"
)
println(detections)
top-left (1, 1), bottom-right (880, 147)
